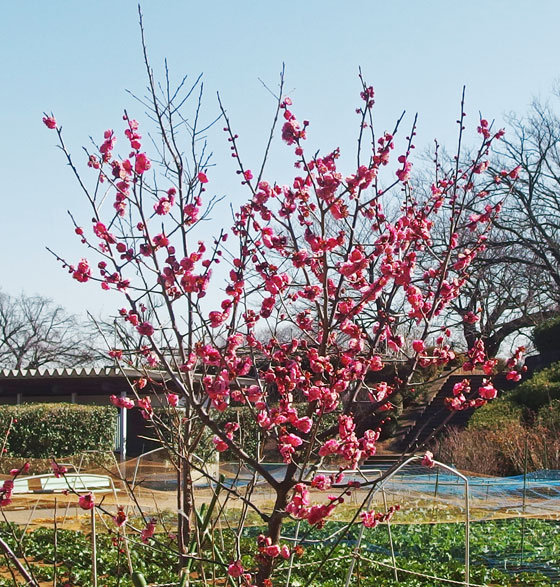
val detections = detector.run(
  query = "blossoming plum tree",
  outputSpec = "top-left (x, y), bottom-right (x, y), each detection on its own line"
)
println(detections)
top-left (40, 30), bottom-right (524, 586)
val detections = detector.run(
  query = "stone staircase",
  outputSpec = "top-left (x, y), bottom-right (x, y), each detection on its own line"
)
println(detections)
top-left (398, 372), bottom-right (493, 452)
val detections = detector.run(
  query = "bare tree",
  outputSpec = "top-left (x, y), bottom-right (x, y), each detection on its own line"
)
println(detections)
top-left (491, 99), bottom-right (560, 294)
top-left (416, 105), bottom-right (560, 357)
top-left (478, 99), bottom-right (560, 344)
top-left (0, 292), bottom-right (95, 370)
top-left (449, 243), bottom-right (557, 356)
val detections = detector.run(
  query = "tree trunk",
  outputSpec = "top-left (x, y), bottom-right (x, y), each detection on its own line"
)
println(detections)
top-left (180, 456), bottom-right (193, 563)
top-left (177, 414), bottom-right (194, 569)
top-left (255, 487), bottom-right (290, 586)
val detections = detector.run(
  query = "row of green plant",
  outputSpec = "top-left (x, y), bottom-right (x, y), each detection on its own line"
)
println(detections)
top-left (0, 518), bottom-right (556, 585)
top-left (0, 403), bottom-right (117, 459)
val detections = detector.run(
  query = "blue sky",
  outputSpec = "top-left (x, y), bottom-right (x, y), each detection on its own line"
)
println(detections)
top-left (2, 0), bottom-right (560, 318)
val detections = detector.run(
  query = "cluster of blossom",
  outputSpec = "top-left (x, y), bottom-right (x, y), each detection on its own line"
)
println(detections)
top-left (505, 346), bottom-right (527, 382)
top-left (463, 339), bottom-right (493, 373)
top-left (440, 341), bottom-right (525, 410)
top-left (285, 482), bottom-right (348, 529)
top-left (213, 421), bottom-right (239, 452)
top-left (193, 93), bottom-right (519, 485)
top-left (227, 560), bottom-right (254, 585)
top-left (141, 518), bottom-right (156, 543)
top-left (0, 463), bottom-right (30, 507)
top-left (48, 119), bottom-right (216, 299)
top-left (280, 98), bottom-right (307, 147)
top-left (154, 187), bottom-right (176, 216)
top-left (318, 415), bottom-right (380, 468)
top-left (71, 258), bottom-right (91, 283)
top-left (51, 461), bottom-right (68, 477)
top-left (360, 504), bottom-right (400, 528)
top-left (158, 240), bottom-right (214, 302)
top-left (78, 492), bottom-right (95, 510)
top-left (114, 309), bottom-right (154, 340)
top-left (445, 376), bottom-right (498, 410)
top-left (359, 85), bottom-right (375, 110)
top-left (109, 392), bottom-right (157, 420)
top-left (110, 394), bottom-right (135, 409)
top-left (136, 396), bottom-right (153, 420)
top-left (114, 506), bottom-right (127, 527)
top-left (417, 342), bottom-right (455, 369)
top-left (422, 450), bottom-right (435, 468)
top-left (256, 534), bottom-right (291, 560)
top-left (96, 117), bottom-right (151, 216)
top-left (43, 115), bottom-right (57, 129)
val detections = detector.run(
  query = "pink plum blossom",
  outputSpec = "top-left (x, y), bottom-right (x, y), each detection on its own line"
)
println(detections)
top-left (421, 451), bottom-right (435, 468)
top-left (227, 560), bottom-right (244, 577)
top-left (78, 493), bottom-right (95, 510)
top-left (43, 115), bottom-right (57, 129)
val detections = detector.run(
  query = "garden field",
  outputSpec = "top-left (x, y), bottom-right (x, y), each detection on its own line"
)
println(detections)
top-left (0, 518), bottom-right (558, 586)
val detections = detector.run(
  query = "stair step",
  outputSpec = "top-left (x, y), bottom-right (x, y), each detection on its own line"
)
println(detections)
top-left (398, 373), bottom-right (494, 451)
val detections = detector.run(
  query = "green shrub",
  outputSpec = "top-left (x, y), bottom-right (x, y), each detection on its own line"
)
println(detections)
top-left (533, 315), bottom-right (560, 353)
top-left (468, 397), bottom-right (524, 431)
top-left (510, 361), bottom-right (560, 410)
top-left (0, 403), bottom-right (117, 458)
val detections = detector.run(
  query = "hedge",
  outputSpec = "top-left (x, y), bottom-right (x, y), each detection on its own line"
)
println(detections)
top-left (0, 403), bottom-right (117, 458)
top-left (468, 397), bottom-right (524, 431)
top-left (533, 316), bottom-right (560, 354)
top-left (510, 361), bottom-right (560, 411)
